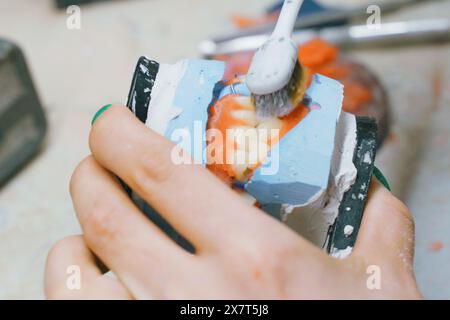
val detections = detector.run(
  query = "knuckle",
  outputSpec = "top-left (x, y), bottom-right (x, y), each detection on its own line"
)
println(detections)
top-left (240, 239), bottom-right (298, 278)
top-left (83, 199), bottom-right (122, 245)
top-left (134, 146), bottom-right (177, 186)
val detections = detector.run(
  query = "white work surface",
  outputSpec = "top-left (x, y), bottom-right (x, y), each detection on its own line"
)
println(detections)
top-left (0, 0), bottom-right (449, 299)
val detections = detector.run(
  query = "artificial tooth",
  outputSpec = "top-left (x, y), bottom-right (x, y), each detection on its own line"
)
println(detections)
top-left (257, 118), bottom-right (283, 144)
top-left (232, 109), bottom-right (258, 127)
top-left (248, 141), bottom-right (270, 169)
top-left (233, 96), bottom-right (255, 111)
top-left (231, 127), bottom-right (259, 152)
top-left (257, 117), bottom-right (283, 131)
top-left (232, 149), bottom-right (252, 182)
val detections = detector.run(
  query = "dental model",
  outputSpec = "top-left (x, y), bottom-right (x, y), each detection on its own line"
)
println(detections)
top-left (124, 57), bottom-right (378, 257)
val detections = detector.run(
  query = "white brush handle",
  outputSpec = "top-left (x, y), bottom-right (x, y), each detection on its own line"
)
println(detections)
top-left (246, 0), bottom-right (304, 95)
top-left (273, 0), bottom-right (304, 37)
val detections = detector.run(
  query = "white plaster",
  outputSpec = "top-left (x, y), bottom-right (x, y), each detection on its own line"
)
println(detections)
top-left (285, 112), bottom-right (358, 248)
top-left (331, 246), bottom-right (353, 259)
top-left (344, 225), bottom-right (354, 236)
top-left (146, 60), bottom-right (188, 135)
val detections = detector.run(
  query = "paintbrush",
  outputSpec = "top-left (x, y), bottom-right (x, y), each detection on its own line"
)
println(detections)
top-left (246, 0), bottom-right (308, 118)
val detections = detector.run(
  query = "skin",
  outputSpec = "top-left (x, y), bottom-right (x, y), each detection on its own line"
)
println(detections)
top-left (45, 105), bottom-right (422, 300)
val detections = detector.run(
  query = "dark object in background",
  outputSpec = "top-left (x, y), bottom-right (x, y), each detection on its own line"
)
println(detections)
top-left (267, 0), bottom-right (347, 28)
top-left (0, 39), bottom-right (47, 188)
top-left (54, 0), bottom-right (115, 9)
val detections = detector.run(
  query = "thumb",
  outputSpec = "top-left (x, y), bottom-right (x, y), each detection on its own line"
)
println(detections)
top-left (353, 180), bottom-right (415, 271)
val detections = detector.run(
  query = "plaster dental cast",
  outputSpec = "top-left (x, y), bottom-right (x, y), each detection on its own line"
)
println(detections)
top-left (44, 55), bottom-right (422, 299)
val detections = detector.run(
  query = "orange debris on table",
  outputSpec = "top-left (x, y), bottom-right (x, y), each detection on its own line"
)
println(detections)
top-left (429, 241), bottom-right (444, 252)
top-left (232, 12), bottom-right (279, 29)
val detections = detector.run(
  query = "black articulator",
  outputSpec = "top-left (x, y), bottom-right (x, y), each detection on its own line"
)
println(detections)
top-left (327, 117), bottom-right (378, 253)
top-left (0, 39), bottom-right (47, 188)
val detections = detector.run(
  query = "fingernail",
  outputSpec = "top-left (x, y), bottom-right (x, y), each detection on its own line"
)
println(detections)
top-left (373, 166), bottom-right (391, 192)
top-left (91, 104), bottom-right (112, 126)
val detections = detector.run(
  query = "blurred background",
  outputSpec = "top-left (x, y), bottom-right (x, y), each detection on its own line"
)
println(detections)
top-left (0, 0), bottom-right (449, 299)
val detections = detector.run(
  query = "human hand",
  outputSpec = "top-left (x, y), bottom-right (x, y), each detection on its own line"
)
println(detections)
top-left (45, 105), bottom-right (422, 299)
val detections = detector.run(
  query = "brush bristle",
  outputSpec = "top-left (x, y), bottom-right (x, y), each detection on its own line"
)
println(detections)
top-left (253, 62), bottom-right (308, 118)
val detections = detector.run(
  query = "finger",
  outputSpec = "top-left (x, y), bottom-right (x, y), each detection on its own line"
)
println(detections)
top-left (353, 180), bottom-right (415, 269)
top-left (45, 235), bottom-right (131, 300)
top-left (70, 156), bottom-right (195, 298)
top-left (88, 105), bottom-right (291, 251)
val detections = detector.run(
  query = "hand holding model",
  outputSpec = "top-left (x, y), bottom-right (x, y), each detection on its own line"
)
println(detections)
top-left (45, 105), bottom-right (421, 300)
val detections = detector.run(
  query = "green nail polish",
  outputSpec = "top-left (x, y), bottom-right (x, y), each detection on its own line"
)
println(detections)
top-left (373, 166), bottom-right (391, 191)
top-left (91, 104), bottom-right (112, 125)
